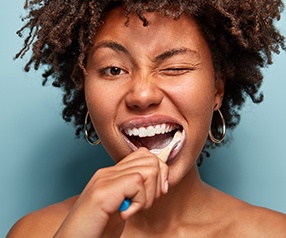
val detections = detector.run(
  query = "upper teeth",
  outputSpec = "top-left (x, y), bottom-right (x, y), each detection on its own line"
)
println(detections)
top-left (124, 124), bottom-right (178, 138)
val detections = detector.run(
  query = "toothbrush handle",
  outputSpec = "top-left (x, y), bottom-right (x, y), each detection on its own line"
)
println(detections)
top-left (119, 198), bottom-right (131, 211)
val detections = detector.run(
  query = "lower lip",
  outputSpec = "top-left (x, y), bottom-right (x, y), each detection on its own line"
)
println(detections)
top-left (165, 130), bottom-right (185, 163)
top-left (123, 135), bottom-right (138, 152)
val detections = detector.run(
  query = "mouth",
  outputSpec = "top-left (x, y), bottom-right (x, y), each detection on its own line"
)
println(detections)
top-left (122, 123), bottom-right (183, 155)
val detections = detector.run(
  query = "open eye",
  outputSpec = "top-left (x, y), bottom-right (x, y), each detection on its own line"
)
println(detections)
top-left (100, 66), bottom-right (127, 76)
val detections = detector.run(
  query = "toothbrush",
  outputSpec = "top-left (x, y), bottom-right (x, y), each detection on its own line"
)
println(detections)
top-left (157, 130), bottom-right (182, 162)
top-left (119, 130), bottom-right (182, 211)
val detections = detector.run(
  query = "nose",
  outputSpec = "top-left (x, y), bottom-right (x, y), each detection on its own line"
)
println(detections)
top-left (125, 75), bottom-right (163, 111)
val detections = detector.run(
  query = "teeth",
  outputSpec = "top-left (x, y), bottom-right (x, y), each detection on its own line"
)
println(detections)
top-left (147, 126), bottom-right (155, 137)
top-left (138, 127), bottom-right (147, 137)
top-left (124, 124), bottom-right (178, 138)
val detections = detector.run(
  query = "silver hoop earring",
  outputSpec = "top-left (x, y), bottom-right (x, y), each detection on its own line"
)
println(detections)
top-left (84, 111), bottom-right (101, 146)
top-left (208, 109), bottom-right (226, 144)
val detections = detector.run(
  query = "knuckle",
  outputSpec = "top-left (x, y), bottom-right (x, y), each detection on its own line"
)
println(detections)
top-left (94, 167), bottom-right (107, 178)
top-left (143, 154), bottom-right (160, 168)
top-left (135, 147), bottom-right (150, 156)
top-left (131, 173), bottom-right (145, 188)
top-left (88, 184), bottom-right (108, 205)
top-left (147, 166), bottom-right (159, 179)
top-left (92, 170), bottom-right (108, 184)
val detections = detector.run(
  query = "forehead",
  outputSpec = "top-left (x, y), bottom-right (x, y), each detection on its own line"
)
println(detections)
top-left (91, 7), bottom-right (210, 59)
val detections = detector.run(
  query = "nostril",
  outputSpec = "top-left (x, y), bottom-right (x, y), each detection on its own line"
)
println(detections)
top-left (125, 84), bottom-right (164, 110)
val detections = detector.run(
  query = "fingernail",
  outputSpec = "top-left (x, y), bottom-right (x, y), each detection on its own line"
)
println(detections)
top-left (164, 180), bottom-right (169, 194)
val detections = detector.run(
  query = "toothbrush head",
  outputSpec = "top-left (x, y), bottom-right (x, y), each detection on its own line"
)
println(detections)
top-left (157, 130), bottom-right (182, 162)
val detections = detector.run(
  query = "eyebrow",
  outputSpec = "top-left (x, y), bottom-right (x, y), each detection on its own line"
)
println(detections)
top-left (92, 41), bottom-right (200, 62)
top-left (92, 41), bottom-right (130, 55)
top-left (154, 48), bottom-right (200, 63)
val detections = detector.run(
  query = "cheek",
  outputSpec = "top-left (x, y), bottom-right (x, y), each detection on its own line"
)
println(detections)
top-left (85, 81), bottom-right (116, 133)
top-left (172, 79), bottom-right (215, 117)
top-left (85, 80), bottom-right (129, 161)
top-left (172, 79), bottom-right (216, 152)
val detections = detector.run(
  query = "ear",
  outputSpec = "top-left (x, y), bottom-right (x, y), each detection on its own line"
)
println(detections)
top-left (213, 78), bottom-right (225, 110)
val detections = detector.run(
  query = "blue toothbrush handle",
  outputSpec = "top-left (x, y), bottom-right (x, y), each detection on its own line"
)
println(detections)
top-left (119, 198), bottom-right (131, 211)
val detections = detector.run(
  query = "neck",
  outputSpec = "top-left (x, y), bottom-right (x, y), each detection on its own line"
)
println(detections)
top-left (127, 165), bottom-right (211, 232)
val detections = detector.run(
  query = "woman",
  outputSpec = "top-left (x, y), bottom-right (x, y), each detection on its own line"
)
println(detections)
top-left (8, 0), bottom-right (286, 237)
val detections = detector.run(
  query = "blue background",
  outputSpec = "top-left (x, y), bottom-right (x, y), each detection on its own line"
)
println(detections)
top-left (1, 1), bottom-right (285, 236)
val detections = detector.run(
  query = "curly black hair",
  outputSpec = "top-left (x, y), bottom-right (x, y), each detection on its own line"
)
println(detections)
top-left (16, 0), bottom-right (285, 163)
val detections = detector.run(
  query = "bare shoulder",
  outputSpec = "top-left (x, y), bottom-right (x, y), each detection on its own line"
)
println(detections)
top-left (7, 196), bottom-right (78, 238)
top-left (207, 186), bottom-right (286, 237)
top-left (220, 192), bottom-right (286, 237)
top-left (236, 204), bottom-right (286, 237)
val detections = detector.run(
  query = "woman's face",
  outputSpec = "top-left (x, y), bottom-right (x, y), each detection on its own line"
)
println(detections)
top-left (85, 7), bottom-right (224, 185)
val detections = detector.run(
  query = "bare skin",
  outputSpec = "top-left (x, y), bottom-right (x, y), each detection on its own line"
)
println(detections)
top-left (8, 7), bottom-right (286, 238)
top-left (7, 181), bottom-right (286, 237)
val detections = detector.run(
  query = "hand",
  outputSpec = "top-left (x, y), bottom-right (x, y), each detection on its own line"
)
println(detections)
top-left (54, 147), bottom-right (169, 238)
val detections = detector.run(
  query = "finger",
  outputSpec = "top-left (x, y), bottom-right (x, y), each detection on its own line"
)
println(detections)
top-left (120, 199), bottom-right (144, 220)
top-left (118, 152), bottom-right (168, 198)
top-left (107, 164), bottom-right (160, 209)
top-left (83, 148), bottom-right (166, 214)
top-left (116, 147), bottom-right (153, 165)
top-left (117, 172), bottom-right (147, 213)
top-left (115, 150), bottom-right (168, 200)
top-left (158, 160), bottom-right (169, 194)
top-left (86, 172), bottom-right (147, 215)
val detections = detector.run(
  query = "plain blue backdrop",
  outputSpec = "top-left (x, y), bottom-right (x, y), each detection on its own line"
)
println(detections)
top-left (1, 1), bottom-right (286, 236)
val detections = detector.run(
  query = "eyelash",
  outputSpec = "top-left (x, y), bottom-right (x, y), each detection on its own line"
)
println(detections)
top-left (160, 67), bottom-right (195, 75)
top-left (97, 66), bottom-right (195, 78)
top-left (98, 66), bottom-right (127, 77)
